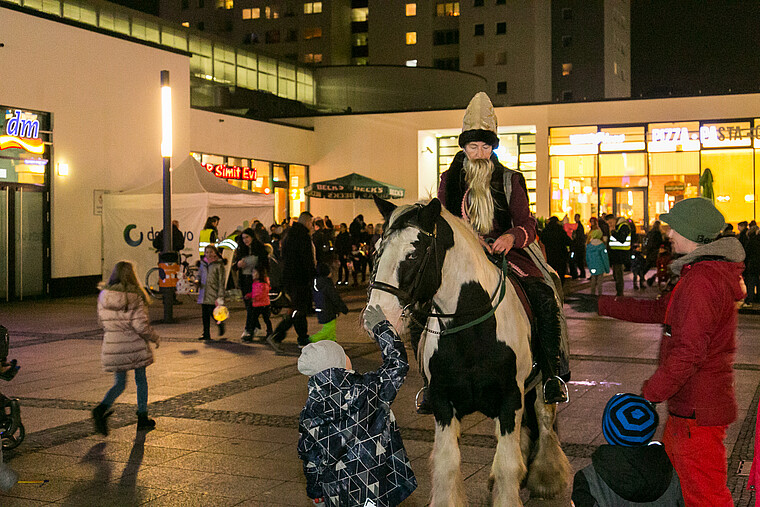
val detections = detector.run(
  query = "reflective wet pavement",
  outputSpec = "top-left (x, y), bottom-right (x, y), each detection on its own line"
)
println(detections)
top-left (0, 275), bottom-right (758, 505)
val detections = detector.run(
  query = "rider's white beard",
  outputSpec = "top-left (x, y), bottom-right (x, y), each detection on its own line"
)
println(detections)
top-left (464, 158), bottom-right (494, 235)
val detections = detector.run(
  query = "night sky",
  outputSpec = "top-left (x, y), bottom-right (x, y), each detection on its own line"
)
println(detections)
top-left (632, 1), bottom-right (760, 98)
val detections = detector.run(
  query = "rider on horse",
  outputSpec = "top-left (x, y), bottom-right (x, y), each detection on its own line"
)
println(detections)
top-left (417, 92), bottom-right (569, 408)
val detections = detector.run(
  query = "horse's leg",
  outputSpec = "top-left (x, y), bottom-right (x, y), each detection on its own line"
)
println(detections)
top-left (491, 397), bottom-right (526, 507)
top-left (430, 417), bottom-right (465, 507)
top-left (524, 392), bottom-right (571, 498)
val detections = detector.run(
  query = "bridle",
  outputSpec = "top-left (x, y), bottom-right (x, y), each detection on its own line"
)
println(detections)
top-left (369, 212), bottom-right (508, 336)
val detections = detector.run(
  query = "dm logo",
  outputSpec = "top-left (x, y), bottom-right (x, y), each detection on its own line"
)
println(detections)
top-left (123, 224), bottom-right (143, 246)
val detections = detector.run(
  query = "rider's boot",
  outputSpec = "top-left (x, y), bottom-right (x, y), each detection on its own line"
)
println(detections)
top-left (522, 278), bottom-right (569, 404)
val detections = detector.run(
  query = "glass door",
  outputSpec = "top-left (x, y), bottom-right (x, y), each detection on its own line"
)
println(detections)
top-left (0, 185), bottom-right (48, 301)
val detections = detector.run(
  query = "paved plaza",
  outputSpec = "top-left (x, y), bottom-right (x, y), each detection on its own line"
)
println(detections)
top-left (0, 276), bottom-right (759, 506)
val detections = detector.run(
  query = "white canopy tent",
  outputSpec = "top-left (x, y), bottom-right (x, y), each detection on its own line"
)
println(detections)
top-left (103, 155), bottom-right (274, 282)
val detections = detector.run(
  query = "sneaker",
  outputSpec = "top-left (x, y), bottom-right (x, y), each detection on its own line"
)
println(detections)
top-left (266, 335), bottom-right (283, 353)
top-left (241, 331), bottom-right (252, 340)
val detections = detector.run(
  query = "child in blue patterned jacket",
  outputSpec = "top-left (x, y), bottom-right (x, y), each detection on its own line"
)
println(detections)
top-left (297, 305), bottom-right (417, 506)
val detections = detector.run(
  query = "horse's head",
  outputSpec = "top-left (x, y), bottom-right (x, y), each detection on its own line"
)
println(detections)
top-left (368, 196), bottom-right (454, 329)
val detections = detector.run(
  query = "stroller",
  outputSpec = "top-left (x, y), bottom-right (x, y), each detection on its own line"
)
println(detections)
top-left (0, 327), bottom-right (23, 450)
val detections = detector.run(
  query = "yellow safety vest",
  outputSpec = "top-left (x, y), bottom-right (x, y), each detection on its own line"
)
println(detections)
top-left (198, 228), bottom-right (216, 255)
top-left (609, 222), bottom-right (631, 250)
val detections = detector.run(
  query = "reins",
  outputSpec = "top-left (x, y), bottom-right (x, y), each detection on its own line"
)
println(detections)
top-left (369, 212), bottom-right (510, 337)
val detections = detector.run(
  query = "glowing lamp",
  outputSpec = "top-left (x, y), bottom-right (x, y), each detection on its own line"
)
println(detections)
top-left (57, 162), bottom-right (69, 176)
top-left (161, 71), bottom-right (172, 158)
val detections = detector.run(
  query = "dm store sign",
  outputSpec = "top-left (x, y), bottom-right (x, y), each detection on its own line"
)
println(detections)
top-left (1, 110), bottom-right (44, 155)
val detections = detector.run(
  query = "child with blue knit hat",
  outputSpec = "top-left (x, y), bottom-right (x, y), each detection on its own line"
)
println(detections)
top-left (572, 393), bottom-right (684, 506)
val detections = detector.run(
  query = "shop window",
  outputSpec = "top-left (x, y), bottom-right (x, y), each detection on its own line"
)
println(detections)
top-left (599, 153), bottom-right (646, 189)
top-left (474, 24), bottom-right (484, 36)
top-left (406, 32), bottom-right (417, 45)
top-left (702, 149), bottom-right (754, 224)
top-left (496, 22), bottom-right (506, 35)
top-left (289, 165), bottom-right (308, 218)
top-left (550, 155), bottom-right (597, 218)
top-left (406, 3), bottom-right (416, 16)
top-left (496, 81), bottom-right (507, 94)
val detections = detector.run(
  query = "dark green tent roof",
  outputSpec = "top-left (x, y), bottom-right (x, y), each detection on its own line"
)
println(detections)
top-left (305, 172), bottom-right (405, 199)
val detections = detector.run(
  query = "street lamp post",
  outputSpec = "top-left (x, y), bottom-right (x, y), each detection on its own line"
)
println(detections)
top-left (160, 70), bottom-right (175, 323)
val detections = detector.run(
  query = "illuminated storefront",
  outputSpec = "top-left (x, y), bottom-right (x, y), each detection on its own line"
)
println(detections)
top-left (191, 152), bottom-right (308, 224)
top-left (0, 106), bottom-right (52, 300)
top-left (549, 120), bottom-right (760, 227)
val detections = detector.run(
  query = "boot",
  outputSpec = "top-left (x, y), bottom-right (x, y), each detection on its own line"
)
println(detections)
top-left (92, 404), bottom-right (113, 436)
top-left (136, 412), bottom-right (156, 431)
top-left (522, 279), bottom-right (569, 404)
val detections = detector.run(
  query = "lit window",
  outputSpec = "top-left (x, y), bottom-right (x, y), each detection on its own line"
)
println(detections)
top-left (224, 0), bottom-right (232, 9)
top-left (265, 6), bottom-right (279, 18)
top-left (406, 32), bottom-right (417, 45)
top-left (304, 53), bottom-right (322, 63)
top-left (304, 2), bottom-right (322, 14)
top-left (562, 63), bottom-right (572, 76)
top-left (181, 21), bottom-right (190, 27)
top-left (474, 53), bottom-right (484, 66)
top-left (436, 2), bottom-right (459, 17)
top-left (614, 61), bottom-right (618, 74)
top-left (406, 3), bottom-right (416, 16)
top-left (304, 27), bottom-right (323, 39)
top-left (242, 8), bottom-right (250, 19)
top-left (406, 59), bottom-right (417, 67)
top-left (314, 53), bottom-right (322, 63)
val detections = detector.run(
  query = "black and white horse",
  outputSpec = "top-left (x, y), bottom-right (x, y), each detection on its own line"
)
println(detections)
top-left (369, 197), bottom-right (570, 506)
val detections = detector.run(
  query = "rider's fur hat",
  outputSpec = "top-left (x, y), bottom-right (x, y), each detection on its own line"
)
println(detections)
top-left (459, 92), bottom-right (499, 149)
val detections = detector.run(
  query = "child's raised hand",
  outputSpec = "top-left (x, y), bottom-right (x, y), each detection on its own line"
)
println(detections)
top-left (363, 304), bottom-right (386, 332)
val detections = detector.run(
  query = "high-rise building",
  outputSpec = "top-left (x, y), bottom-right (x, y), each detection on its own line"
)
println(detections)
top-left (157, 0), bottom-right (630, 105)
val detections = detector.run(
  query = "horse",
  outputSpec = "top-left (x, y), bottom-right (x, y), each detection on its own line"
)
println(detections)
top-left (368, 196), bottom-right (571, 506)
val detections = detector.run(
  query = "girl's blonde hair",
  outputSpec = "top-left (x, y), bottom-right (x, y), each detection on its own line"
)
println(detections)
top-left (104, 260), bottom-right (151, 304)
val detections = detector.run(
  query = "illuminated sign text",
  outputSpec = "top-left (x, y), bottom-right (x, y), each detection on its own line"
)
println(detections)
top-left (203, 163), bottom-right (257, 181)
top-left (1, 110), bottom-right (44, 155)
top-left (569, 132), bottom-right (626, 145)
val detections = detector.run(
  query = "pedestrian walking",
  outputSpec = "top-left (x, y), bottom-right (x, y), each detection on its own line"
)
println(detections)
top-left (598, 197), bottom-right (745, 507)
top-left (297, 305), bottom-right (417, 506)
top-left (743, 223), bottom-right (760, 306)
top-left (197, 245), bottom-right (226, 341)
top-left (243, 257), bottom-right (273, 342)
top-left (267, 211), bottom-right (316, 352)
top-left (92, 261), bottom-right (160, 435)
top-left (233, 227), bottom-right (268, 340)
top-left (310, 262), bottom-right (349, 343)
top-left (630, 244), bottom-right (646, 290)
top-left (644, 221), bottom-right (664, 287)
top-left (572, 393), bottom-right (684, 506)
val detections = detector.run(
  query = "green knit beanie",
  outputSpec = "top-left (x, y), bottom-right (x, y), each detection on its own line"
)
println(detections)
top-left (659, 197), bottom-right (725, 244)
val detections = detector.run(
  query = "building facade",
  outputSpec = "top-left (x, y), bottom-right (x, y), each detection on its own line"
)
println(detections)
top-left (157, 0), bottom-right (629, 106)
top-left (1, 1), bottom-right (757, 302)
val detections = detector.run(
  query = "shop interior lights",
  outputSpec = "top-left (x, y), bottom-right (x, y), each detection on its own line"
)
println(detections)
top-left (745, 194), bottom-right (755, 202)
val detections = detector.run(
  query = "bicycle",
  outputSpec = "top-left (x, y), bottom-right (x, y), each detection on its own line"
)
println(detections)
top-left (145, 252), bottom-right (199, 299)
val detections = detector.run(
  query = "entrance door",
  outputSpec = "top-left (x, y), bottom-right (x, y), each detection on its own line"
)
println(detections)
top-left (0, 185), bottom-right (48, 301)
top-left (598, 187), bottom-right (648, 231)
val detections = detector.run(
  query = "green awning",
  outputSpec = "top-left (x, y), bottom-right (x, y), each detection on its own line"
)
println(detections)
top-left (305, 172), bottom-right (405, 199)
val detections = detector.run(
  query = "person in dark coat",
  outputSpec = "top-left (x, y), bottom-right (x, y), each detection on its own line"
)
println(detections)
top-left (540, 216), bottom-right (572, 281)
top-left (310, 263), bottom-right (348, 343)
top-left (569, 213), bottom-right (586, 279)
top-left (572, 393), bottom-right (684, 506)
top-left (644, 221), bottom-right (664, 286)
top-left (152, 220), bottom-right (185, 252)
top-left (743, 224), bottom-right (760, 305)
top-left (606, 215), bottom-right (631, 296)
top-left (297, 305), bottom-right (417, 506)
top-left (311, 217), bottom-right (333, 264)
top-left (267, 211), bottom-right (316, 351)
top-left (334, 223), bottom-right (352, 286)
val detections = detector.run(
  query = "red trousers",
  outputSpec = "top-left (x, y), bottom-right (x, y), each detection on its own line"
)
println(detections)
top-left (663, 416), bottom-right (733, 507)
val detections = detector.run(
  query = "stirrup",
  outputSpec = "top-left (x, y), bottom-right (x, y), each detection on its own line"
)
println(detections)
top-left (415, 387), bottom-right (433, 414)
top-left (543, 376), bottom-right (569, 404)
